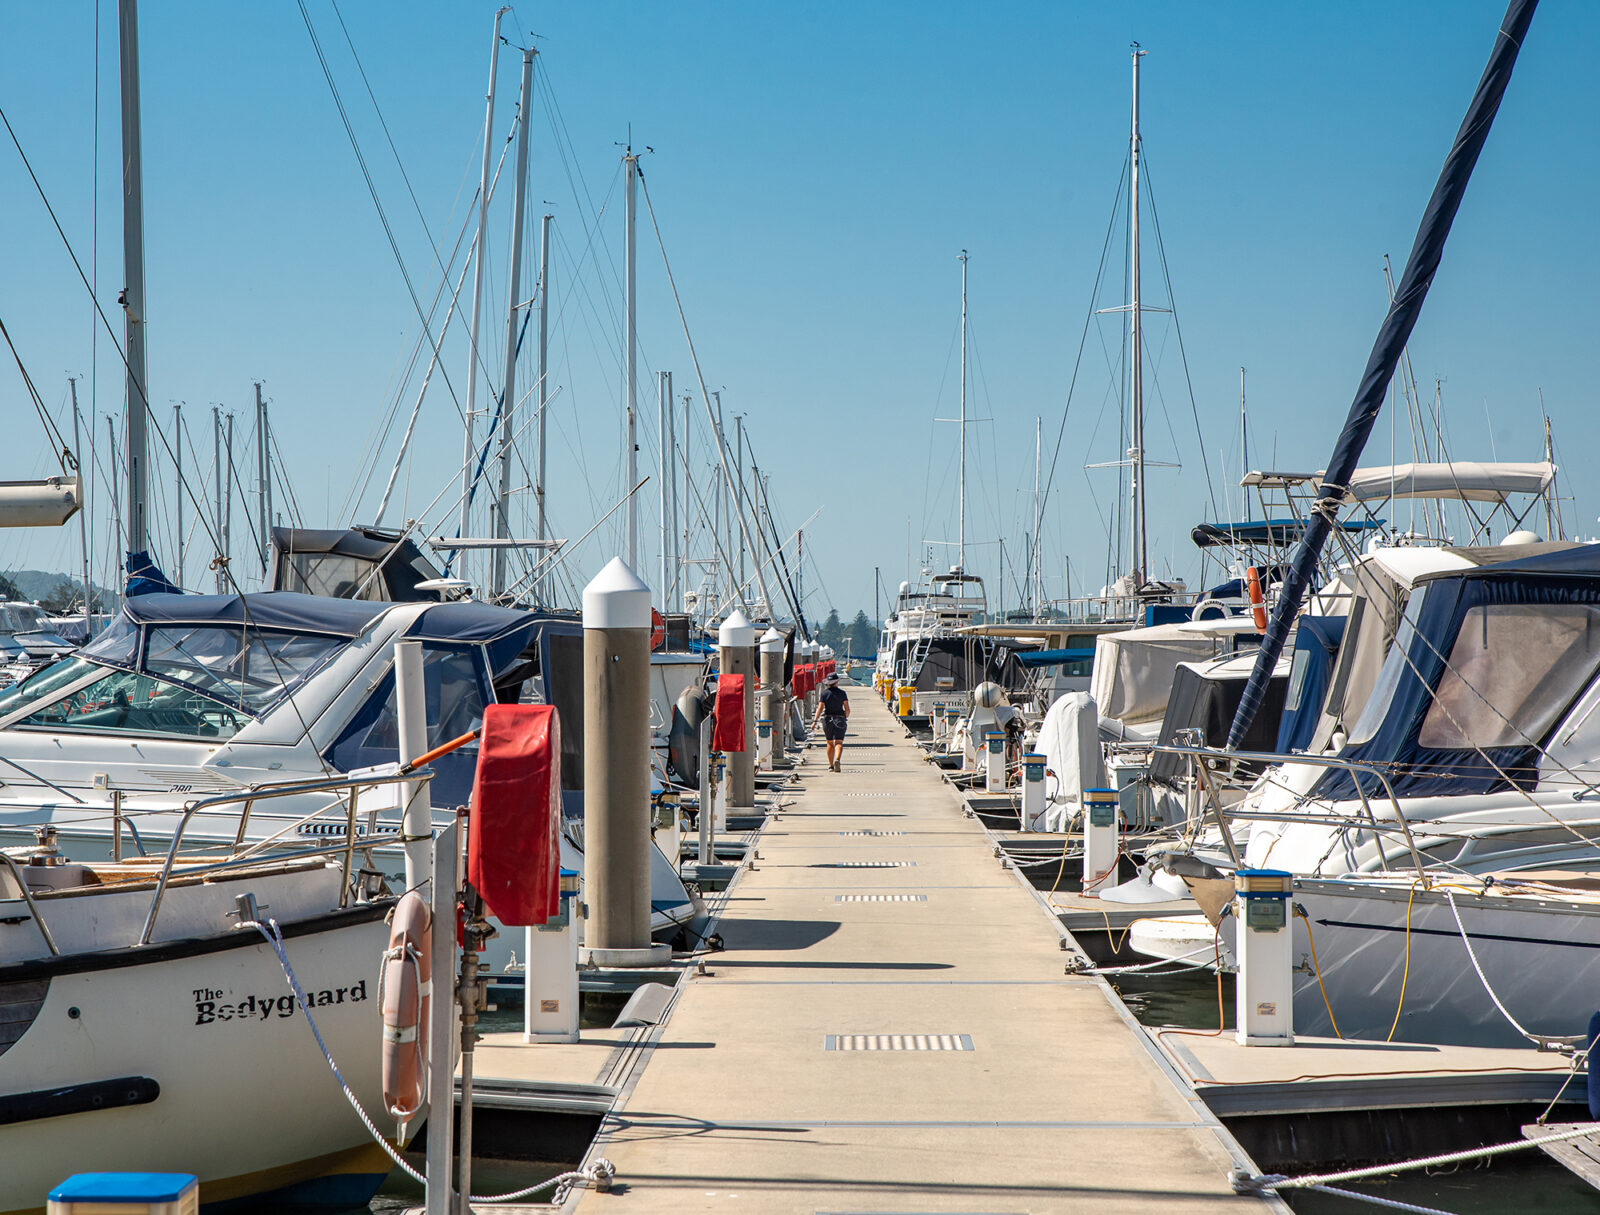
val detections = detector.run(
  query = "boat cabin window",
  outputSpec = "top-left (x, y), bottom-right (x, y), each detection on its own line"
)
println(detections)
top-left (18, 664), bottom-right (248, 738)
top-left (144, 625), bottom-right (345, 716)
top-left (80, 615), bottom-right (141, 667)
top-left (326, 644), bottom-right (490, 805)
top-left (1419, 604), bottom-right (1600, 750)
top-left (1346, 589), bottom-right (1427, 746)
top-left (0, 658), bottom-right (105, 723)
top-left (279, 552), bottom-right (386, 601)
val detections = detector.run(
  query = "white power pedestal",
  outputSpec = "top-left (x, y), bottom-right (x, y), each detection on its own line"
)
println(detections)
top-left (1081, 787), bottom-right (1120, 896)
top-left (983, 731), bottom-right (1006, 792)
top-left (1019, 753), bottom-right (1047, 832)
top-left (1234, 869), bottom-right (1295, 1046)
top-left (756, 718), bottom-right (772, 769)
top-left (524, 870), bottom-right (582, 1043)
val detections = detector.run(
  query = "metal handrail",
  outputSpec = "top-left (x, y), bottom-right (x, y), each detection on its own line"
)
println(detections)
top-left (0, 853), bottom-right (59, 955)
top-left (1152, 741), bottom-right (1433, 885)
top-left (134, 767), bottom-right (429, 946)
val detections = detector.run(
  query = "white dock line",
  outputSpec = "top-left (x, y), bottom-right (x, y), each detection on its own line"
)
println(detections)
top-left (244, 916), bottom-right (616, 1204)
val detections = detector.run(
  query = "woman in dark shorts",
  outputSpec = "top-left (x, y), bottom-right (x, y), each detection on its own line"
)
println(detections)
top-left (813, 673), bottom-right (850, 771)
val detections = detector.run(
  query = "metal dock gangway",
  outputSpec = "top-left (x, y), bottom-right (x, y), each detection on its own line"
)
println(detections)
top-left (561, 684), bottom-right (1280, 1212)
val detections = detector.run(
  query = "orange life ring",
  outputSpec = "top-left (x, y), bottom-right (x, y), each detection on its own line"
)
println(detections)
top-left (1246, 566), bottom-right (1268, 632)
top-left (380, 890), bottom-right (433, 1134)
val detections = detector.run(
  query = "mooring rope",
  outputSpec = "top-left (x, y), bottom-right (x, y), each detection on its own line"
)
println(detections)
top-left (245, 916), bottom-right (615, 1203)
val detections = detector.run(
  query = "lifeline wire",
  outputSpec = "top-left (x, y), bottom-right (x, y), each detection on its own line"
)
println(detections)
top-left (244, 915), bottom-right (614, 1203)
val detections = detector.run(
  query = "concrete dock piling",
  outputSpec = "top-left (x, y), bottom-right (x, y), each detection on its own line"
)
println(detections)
top-left (580, 557), bottom-right (667, 967)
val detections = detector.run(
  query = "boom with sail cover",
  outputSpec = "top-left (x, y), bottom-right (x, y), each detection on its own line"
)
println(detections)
top-left (1227, 0), bottom-right (1539, 750)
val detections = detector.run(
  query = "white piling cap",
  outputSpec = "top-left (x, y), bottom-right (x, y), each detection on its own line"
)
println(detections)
top-left (719, 607), bottom-right (757, 649)
top-left (760, 627), bottom-right (785, 654)
top-left (820, 645), bottom-right (834, 660)
top-left (582, 556), bottom-right (652, 629)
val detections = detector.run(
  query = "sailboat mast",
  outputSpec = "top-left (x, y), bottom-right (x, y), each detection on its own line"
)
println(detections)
top-left (536, 212), bottom-right (551, 601)
top-left (1240, 367), bottom-right (1249, 522)
top-left (255, 382), bottom-right (269, 575)
top-left (457, 6), bottom-right (508, 587)
top-left (1033, 415), bottom-right (1042, 616)
top-left (625, 146), bottom-right (639, 570)
top-left (118, 0), bottom-right (148, 562)
top-left (1128, 43), bottom-right (1147, 582)
top-left (658, 370), bottom-right (671, 600)
top-left (70, 378), bottom-right (92, 614)
top-left (492, 47), bottom-right (535, 601)
top-left (173, 403), bottom-right (183, 586)
top-left (958, 248), bottom-right (968, 573)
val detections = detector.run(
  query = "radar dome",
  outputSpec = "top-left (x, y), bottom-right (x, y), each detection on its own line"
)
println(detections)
top-left (1503, 529), bottom-right (1542, 546)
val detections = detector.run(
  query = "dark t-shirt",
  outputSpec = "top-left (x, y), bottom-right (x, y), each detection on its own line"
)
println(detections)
top-left (820, 687), bottom-right (849, 717)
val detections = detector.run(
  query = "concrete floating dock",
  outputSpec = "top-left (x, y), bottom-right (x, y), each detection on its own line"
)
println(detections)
top-left (542, 687), bottom-right (1281, 1212)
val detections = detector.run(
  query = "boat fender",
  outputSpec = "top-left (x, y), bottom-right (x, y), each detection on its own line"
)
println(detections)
top-left (1246, 566), bottom-right (1267, 632)
top-left (379, 890), bottom-right (432, 1139)
top-left (1588, 1010), bottom-right (1600, 1119)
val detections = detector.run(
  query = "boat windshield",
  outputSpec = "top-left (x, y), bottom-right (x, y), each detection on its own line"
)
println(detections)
top-left (0, 620), bottom-right (348, 740)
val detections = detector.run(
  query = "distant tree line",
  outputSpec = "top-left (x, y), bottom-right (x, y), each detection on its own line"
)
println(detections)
top-left (815, 608), bottom-right (877, 658)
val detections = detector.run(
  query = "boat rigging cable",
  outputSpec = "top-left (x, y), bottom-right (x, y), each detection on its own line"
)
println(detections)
top-left (1227, 0), bottom-right (1540, 750)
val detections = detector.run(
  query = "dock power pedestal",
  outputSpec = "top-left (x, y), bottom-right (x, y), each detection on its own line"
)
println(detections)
top-left (1020, 753), bottom-right (1047, 832)
top-left (524, 869), bottom-right (582, 1044)
top-left (1081, 787), bottom-right (1120, 896)
top-left (1234, 868), bottom-right (1294, 1047)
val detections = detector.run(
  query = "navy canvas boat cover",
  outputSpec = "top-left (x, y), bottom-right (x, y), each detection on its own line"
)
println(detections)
top-left (1320, 543), bottom-right (1600, 801)
top-left (1275, 616), bottom-right (1347, 754)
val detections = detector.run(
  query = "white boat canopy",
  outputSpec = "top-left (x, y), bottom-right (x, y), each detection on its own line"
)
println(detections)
top-left (1340, 461), bottom-right (1555, 504)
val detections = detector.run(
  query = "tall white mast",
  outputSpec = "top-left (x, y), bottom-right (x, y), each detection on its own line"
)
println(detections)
top-left (1128, 43), bottom-right (1147, 582)
top-left (958, 248), bottom-right (968, 573)
top-left (457, 6), bottom-right (508, 587)
top-left (118, 0), bottom-right (148, 561)
top-left (625, 145), bottom-right (639, 570)
top-left (212, 407), bottom-right (225, 592)
top-left (255, 382), bottom-right (269, 574)
top-left (535, 212), bottom-right (551, 601)
top-left (492, 47), bottom-right (535, 601)
top-left (70, 378), bottom-right (92, 613)
top-left (1033, 415), bottom-right (1042, 616)
top-left (680, 390), bottom-right (692, 611)
top-left (658, 371), bottom-right (671, 600)
top-left (1239, 366), bottom-right (1249, 522)
top-left (173, 403), bottom-right (183, 586)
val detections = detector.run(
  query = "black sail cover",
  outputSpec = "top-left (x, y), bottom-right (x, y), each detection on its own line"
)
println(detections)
top-left (1227, 0), bottom-right (1540, 750)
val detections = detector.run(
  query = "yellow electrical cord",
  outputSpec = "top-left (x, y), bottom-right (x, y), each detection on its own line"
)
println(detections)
top-left (1385, 881), bottom-right (1421, 1042)
top-left (1295, 906), bottom-right (1344, 1040)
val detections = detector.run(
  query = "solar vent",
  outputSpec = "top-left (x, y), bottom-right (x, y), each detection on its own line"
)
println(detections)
top-left (824, 1034), bottom-right (973, 1051)
top-left (834, 861), bottom-right (916, 868)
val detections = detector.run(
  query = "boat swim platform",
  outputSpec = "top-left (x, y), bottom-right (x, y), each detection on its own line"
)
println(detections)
top-left (524, 687), bottom-right (1287, 1212)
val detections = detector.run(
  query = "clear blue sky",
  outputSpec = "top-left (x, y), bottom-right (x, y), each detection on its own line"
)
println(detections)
top-left (2, 2), bottom-right (1596, 623)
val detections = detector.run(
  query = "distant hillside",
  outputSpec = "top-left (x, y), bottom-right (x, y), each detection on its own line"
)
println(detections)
top-left (0, 569), bottom-right (112, 605)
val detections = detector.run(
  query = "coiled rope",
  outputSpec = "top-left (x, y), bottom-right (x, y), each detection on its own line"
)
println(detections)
top-left (245, 917), bottom-right (615, 1203)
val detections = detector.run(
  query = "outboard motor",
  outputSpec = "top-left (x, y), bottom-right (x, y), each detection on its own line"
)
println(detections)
top-left (669, 686), bottom-right (711, 785)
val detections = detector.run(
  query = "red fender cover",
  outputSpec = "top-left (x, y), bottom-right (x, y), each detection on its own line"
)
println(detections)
top-left (468, 703), bottom-right (561, 926)
top-left (713, 672), bottom-right (747, 753)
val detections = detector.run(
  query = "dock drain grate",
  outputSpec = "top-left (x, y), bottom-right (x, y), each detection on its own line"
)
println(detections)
top-left (835, 894), bottom-right (926, 902)
top-left (838, 830), bottom-right (906, 836)
top-left (824, 1034), bottom-right (973, 1051)
top-left (834, 860), bottom-right (916, 868)
top-left (841, 792), bottom-right (900, 798)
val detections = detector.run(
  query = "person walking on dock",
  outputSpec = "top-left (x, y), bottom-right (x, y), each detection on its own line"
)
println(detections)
top-left (813, 673), bottom-right (850, 772)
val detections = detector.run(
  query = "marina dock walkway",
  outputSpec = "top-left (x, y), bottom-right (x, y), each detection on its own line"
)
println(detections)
top-left (564, 687), bottom-right (1275, 1212)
